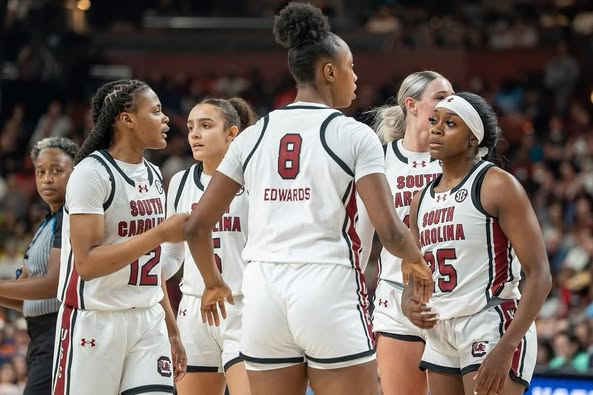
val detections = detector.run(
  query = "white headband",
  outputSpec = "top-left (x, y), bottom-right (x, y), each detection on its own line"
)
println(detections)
top-left (435, 95), bottom-right (484, 142)
top-left (435, 95), bottom-right (488, 158)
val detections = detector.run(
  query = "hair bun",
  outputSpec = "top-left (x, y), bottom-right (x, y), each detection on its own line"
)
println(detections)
top-left (228, 97), bottom-right (257, 131)
top-left (273, 2), bottom-right (330, 49)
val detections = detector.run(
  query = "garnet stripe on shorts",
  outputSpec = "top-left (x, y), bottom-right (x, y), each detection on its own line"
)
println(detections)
top-left (342, 181), bottom-right (374, 349)
top-left (495, 299), bottom-right (526, 378)
top-left (53, 306), bottom-right (77, 395)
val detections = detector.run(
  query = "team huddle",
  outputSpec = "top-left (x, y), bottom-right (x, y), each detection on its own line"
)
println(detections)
top-left (10, 2), bottom-right (552, 395)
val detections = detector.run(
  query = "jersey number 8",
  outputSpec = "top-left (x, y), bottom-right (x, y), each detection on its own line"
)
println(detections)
top-left (277, 134), bottom-right (302, 179)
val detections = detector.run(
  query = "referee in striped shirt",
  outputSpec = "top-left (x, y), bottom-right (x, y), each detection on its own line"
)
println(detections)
top-left (0, 137), bottom-right (77, 395)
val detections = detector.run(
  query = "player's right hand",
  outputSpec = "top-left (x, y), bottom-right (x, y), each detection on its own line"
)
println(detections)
top-left (401, 293), bottom-right (438, 329)
top-left (201, 280), bottom-right (234, 326)
top-left (158, 213), bottom-right (190, 243)
top-left (402, 258), bottom-right (433, 304)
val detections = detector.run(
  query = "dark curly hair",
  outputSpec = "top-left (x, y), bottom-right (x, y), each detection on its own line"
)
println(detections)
top-left (76, 79), bottom-right (150, 164)
top-left (273, 2), bottom-right (342, 84)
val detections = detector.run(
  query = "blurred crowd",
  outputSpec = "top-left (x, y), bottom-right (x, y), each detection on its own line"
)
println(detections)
top-left (1, 0), bottom-right (593, 388)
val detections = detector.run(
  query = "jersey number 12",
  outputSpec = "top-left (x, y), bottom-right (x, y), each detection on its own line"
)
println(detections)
top-left (128, 246), bottom-right (161, 286)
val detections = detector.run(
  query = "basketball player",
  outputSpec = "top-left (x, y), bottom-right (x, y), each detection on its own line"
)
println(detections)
top-left (359, 71), bottom-right (454, 395)
top-left (405, 92), bottom-right (551, 395)
top-left (0, 137), bottom-right (77, 395)
top-left (52, 79), bottom-right (189, 395)
top-left (164, 98), bottom-right (255, 395)
top-left (184, 3), bottom-right (433, 395)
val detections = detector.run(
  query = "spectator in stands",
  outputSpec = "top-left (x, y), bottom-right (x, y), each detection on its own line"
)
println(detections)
top-left (28, 100), bottom-right (73, 147)
top-left (544, 42), bottom-right (580, 115)
top-left (366, 5), bottom-right (401, 34)
top-left (549, 330), bottom-right (590, 372)
top-left (0, 361), bottom-right (20, 395)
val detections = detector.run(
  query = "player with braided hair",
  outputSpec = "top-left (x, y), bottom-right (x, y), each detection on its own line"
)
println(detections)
top-left (75, 79), bottom-right (147, 163)
top-left (53, 79), bottom-right (189, 395)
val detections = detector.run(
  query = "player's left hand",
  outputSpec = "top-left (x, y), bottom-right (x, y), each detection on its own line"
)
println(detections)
top-left (201, 280), bottom-right (234, 326)
top-left (169, 334), bottom-right (187, 382)
top-left (472, 340), bottom-right (516, 395)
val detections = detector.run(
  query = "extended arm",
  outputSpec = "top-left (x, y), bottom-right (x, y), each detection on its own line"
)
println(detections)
top-left (0, 247), bottom-right (60, 301)
top-left (357, 173), bottom-right (432, 302)
top-left (67, 163), bottom-right (188, 281)
top-left (357, 173), bottom-right (422, 263)
top-left (185, 172), bottom-right (240, 290)
top-left (401, 190), bottom-right (437, 326)
top-left (71, 213), bottom-right (166, 280)
top-left (184, 171), bottom-right (239, 325)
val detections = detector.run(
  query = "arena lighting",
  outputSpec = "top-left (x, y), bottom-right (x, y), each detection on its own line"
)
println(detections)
top-left (76, 0), bottom-right (90, 11)
top-left (590, 89), bottom-right (593, 105)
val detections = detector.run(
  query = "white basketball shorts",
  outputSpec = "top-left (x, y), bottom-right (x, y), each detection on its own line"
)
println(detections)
top-left (52, 303), bottom-right (174, 395)
top-left (420, 299), bottom-right (536, 389)
top-left (177, 293), bottom-right (243, 373)
top-left (240, 261), bottom-right (375, 371)
top-left (372, 279), bottom-right (426, 342)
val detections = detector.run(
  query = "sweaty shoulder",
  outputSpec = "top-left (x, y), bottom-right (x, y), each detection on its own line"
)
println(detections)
top-left (481, 166), bottom-right (520, 191)
top-left (480, 166), bottom-right (526, 217)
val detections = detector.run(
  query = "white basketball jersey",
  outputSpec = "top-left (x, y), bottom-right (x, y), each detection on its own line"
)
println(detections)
top-left (379, 140), bottom-right (441, 284)
top-left (168, 163), bottom-right (248, 297)
top-left (58, 150), bottom-right (166, 310)
top-left (217, 101), bottom-right (385, 269)
top-left (416, 161), bottom-right (521, 319)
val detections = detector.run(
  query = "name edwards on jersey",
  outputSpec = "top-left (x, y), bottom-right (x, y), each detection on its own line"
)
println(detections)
top-left (263, 187), bottom-right (311, 202)
top-left (419, 205), bottom-right (466, 247)
top-left (394, 173), bottom-right (440, 208)
top-left (117, 198), bottom-right (165, 237)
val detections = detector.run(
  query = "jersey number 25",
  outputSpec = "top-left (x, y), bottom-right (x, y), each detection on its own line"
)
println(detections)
top-left (424, 248), bottom-right (458, 292)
